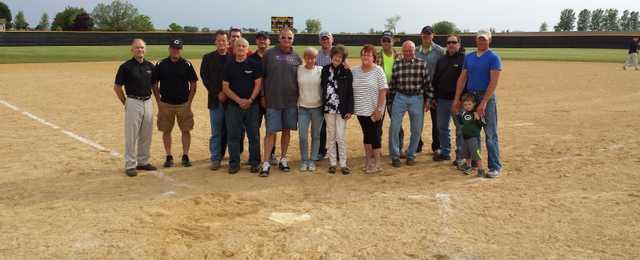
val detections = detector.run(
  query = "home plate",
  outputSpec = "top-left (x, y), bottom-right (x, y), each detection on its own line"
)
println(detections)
top-left (269, 212), bottom-right (312, 225)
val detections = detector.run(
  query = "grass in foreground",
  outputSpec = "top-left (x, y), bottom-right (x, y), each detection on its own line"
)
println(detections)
top-left (0, 45), bottom-right (628, 64)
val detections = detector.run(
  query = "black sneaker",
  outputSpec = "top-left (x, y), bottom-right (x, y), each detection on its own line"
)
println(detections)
top-left (136, 164), bottom-right (157, 171)
top-left (250, 165), bottom-right (260, 173)
top-left (433, 154), bottom-right (451, 162)
top-left (210, 160), bottom-right (221, 171)
top-left (125, 168), bottom-right (138, 177)
top-left (341, 167), bottom-right (351, 175)
top-left (328, 166), bottom-right (337, 174)
top-left (391, 159), bottom-right (401, 168)
top-left (181, 155), bottom-right (192, 167)
top-left (163, 155), bottom-right (174, 168)
top-left (228, 166), bottom-right (240, 174)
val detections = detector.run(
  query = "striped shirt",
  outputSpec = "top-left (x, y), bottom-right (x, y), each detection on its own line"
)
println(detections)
top-left (389, 57), bottom-right (432, 101)
top-left (352, 65), bottom-right (388, 116)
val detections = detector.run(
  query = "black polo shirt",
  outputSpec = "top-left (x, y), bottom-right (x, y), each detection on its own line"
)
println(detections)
top-left (114, 58), bottom-right (155, 97)
top-left (152, 57), bottom-right (199, 104)
top-left (223, 58), bottom-right (263, 106)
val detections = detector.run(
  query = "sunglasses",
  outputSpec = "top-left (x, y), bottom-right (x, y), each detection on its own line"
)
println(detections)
top-left (446, 41), bottom-right (458, 44)
top-left (382, 39), bottom-right (391, 43)
top-left (280, 37), bottom-right (293, 40)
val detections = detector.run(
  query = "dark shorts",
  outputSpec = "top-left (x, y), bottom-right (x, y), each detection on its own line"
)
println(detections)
top-left (462, 137), bottom-right (481, 161)
top-left (357, 116), bottom-right (383, 149)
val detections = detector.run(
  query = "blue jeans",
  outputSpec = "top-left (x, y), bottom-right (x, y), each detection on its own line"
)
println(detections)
top-left (436, 98), bottom-right (463, 159)
top-left (472, 93), bottom-right (502, 171)
top-left (209, 103), bottom-right (226, 162)
top-left (298, 107), bottom-right (324, 164)
top-left (389, 93), bottom-right (424, 160)
top-left (225, 103), bottom-right (261, 168)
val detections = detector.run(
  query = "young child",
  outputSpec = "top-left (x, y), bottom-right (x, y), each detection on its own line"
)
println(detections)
top-left (459, 93), bottom-right (486, 177)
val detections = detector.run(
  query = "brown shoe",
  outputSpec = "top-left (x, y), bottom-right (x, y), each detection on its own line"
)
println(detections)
top-left (406, 159), bottom-right (416, 166)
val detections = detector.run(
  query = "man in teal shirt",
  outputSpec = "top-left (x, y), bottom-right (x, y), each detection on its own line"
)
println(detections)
top-left (415, 25), bottom-right (445, 157)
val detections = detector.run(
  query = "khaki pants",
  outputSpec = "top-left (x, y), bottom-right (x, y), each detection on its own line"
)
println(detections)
top-left (124, 98), bottom-right (154, 169)
top-left (624, 53), bottom-right (639, 69)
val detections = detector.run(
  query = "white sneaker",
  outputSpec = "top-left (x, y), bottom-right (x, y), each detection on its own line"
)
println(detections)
top-left (487, 170), bottom-right (501, 178)
top-left (299, 163), bottom-right (309, 172)
top-left (262, 161), bottom-right (270, 171)
top-left (279, 158), bottom-right (290, 172)
top-left (269, 154), bottom-right (279, 165)
top-left (308, 162), bottom-right (317, 172)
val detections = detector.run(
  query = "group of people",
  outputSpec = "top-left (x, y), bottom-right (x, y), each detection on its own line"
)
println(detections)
top-left (113, 26), bottom-right (503, 179)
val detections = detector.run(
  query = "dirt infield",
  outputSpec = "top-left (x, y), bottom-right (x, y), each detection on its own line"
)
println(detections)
top-left (0, 60), bottom-right (639, 259)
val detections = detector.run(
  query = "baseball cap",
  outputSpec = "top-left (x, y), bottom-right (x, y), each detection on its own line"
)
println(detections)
top-left (169, 39), bottom-right (183, 49)
top-left (319, 31), bottom-right (332, 39)
top-left (421, 25), bottom-right (433, 34)
top-left (382, 31), bottom-right (394, 39)
top-left (256, 31), bottom-right (269, 39)
top-left (476, 30), bottom-right (492, 40)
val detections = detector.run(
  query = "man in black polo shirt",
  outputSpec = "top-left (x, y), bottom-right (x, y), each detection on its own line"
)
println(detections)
top-left (222, 37), bottom-right (263, 174)
top-left (201, 30), bottom-right (231, 171)
top-left (114, 38), bottom-right (157, 177)
top-left (249, 31), bottom-right (277, 165)
top-left (152, 39), bottom-right (199, 168)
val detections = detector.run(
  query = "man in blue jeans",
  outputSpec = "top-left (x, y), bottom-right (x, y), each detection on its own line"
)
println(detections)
top-left (453, 30), bottom-right (503, 178)
top-left (222, 37), bottom-right (263, 174)
top-left (389, 41), bottom-right (432, 167)
top-left (432, 35), bottom-right (465, 167)
top-left (200, 30), bottom-right (231, 170)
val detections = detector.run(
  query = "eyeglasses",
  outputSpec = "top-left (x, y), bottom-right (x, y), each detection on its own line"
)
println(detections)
top-left (446, 41), bottom-right (458, 45)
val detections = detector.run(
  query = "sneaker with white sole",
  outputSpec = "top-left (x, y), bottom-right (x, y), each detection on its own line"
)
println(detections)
top-left (279, 158), bottom-right (290, 172)
top-left (269, 154), bottom-right (279, 166)
top-left (259, 162), bottom-right (270, 177)
top-left (299, 163), bottom-right (309, 172)
top-left (308, 162), bottom-right (317, 172)
top-left (486, 170), bottom-right (501, 178)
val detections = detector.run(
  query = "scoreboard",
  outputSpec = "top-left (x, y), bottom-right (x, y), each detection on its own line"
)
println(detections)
top-left (271, 16), bottom-right (293, 33)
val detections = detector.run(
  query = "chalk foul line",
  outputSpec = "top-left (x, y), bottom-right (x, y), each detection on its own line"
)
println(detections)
top-left (0, 97), bottom-right (187, 187)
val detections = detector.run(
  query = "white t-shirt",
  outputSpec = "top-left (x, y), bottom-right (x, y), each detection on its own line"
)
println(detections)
top-left (352, 65), bottom-right (388, 116)
top-left (297, 65), bottom-right (323, 108)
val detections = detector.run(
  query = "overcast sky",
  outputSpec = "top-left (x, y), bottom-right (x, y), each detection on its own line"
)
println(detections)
top-left (4, 0), bottom-right (639, 32)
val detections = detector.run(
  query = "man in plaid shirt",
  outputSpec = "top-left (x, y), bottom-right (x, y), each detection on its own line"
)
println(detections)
top-left (388, 40), bottom-right (433, 168)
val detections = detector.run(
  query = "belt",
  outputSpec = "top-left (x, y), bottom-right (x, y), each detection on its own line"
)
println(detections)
top-left (127, 95), bottom-right (151, 101)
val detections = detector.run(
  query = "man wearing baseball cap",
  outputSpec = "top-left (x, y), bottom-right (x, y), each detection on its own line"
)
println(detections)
top-left (416, 25), bottom-right (446, 159)
top-left (249, 31), bottom-right (277, 165)
top-left (375, 31), bottom-right (406, 158)
top-left (152, 39), bottom-right (199, 168)
top-left (452, 30), bottom-right (503, 178)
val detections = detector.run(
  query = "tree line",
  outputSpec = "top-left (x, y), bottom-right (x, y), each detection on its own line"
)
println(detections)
top-left (544, 8), bottom-right (640, 32)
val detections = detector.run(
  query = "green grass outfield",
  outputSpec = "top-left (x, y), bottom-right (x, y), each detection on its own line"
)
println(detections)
top-left (0, 45), bottom-right (628, 64)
